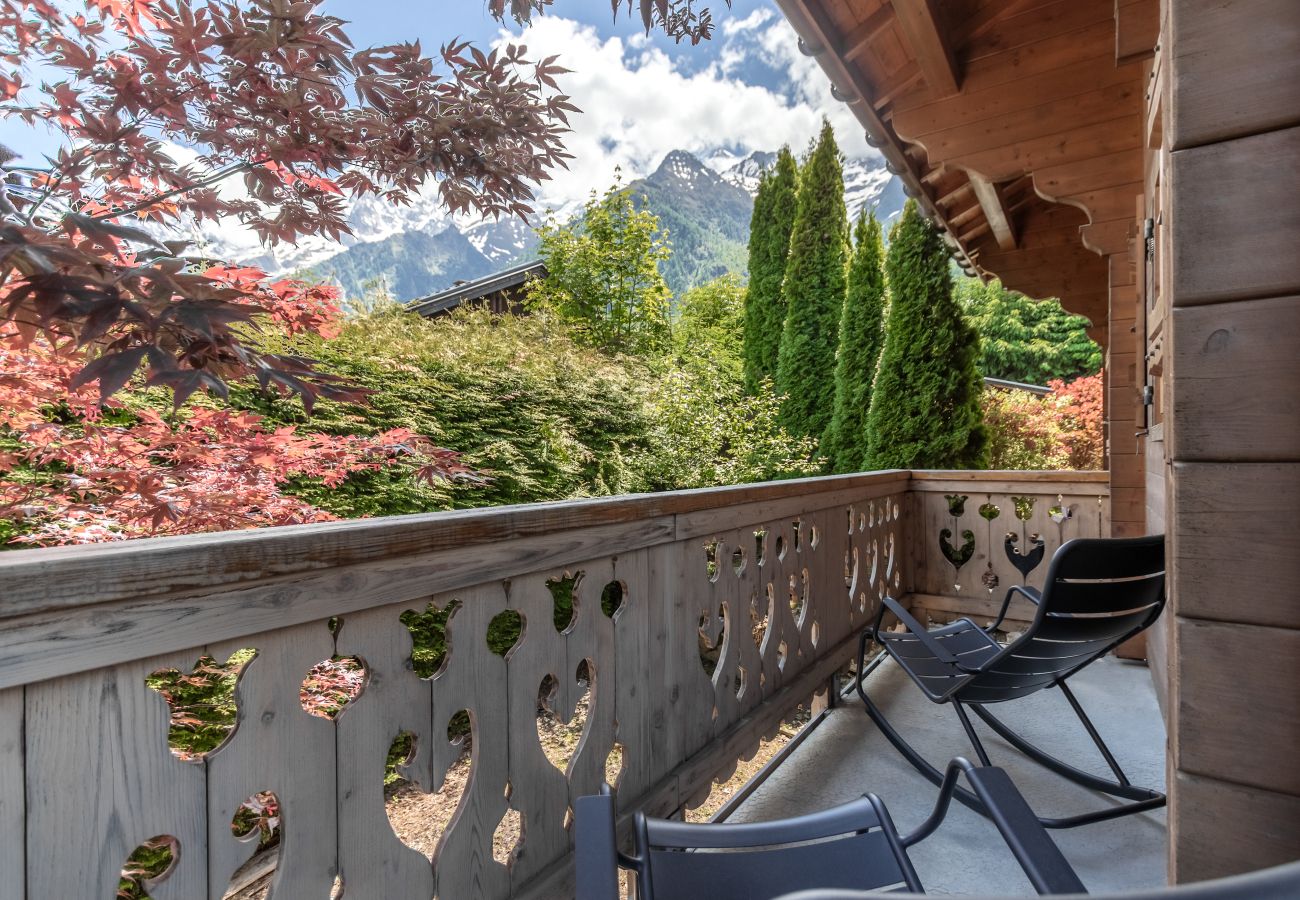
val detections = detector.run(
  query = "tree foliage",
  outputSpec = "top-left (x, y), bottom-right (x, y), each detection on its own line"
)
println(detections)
top-left (673, 274), bottom-right (747, 384)
top-left (742, 146), bottom-right (798, 392)
top-left (0, 296), bottom-right (468, 544)
top-left (957, 277), bottom-right (1102, 385)
top-left (981, 372), bottom-right (1104, 470)
top-left (822, 210), bottom-right (885, 473)
top-left (232, 305), bottom-right (656, 515)
top-left (528, 182), bottom-right (672, 355)
top-left (0, 0), bottom-right (586, 408)
top-left (774, 121), bottom-right (847, 445)
top-left (865, 200), bottom-right (988, 470)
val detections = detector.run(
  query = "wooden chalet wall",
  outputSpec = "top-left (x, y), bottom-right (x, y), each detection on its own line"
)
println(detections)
top-left (1156, 0), bottom-right (1300, 881)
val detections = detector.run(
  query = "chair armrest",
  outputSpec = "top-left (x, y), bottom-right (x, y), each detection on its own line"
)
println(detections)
top-left (904, 758), bottom-right (1086, 896)
top-left (988, 584), bottom-right (1042, 633)
top-left (575, 790), bottom-right (620, 900)
top-left (879, 595), bottom-right (960, 666)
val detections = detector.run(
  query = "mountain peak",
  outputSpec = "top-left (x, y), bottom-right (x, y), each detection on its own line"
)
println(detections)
top-left (650, 150), bottom-right (716, 186)
top-left (720, 150), bottom-right (778, 195)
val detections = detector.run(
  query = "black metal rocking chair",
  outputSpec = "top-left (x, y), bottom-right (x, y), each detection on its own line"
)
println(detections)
top-left (574, 758), bottom-right (1087, 900)
top-left (855, 534), bottom-right (1167, 830)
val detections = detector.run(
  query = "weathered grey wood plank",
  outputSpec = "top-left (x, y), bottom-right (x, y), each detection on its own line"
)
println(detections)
top-left (505, 569), bottom-right (572, 888)
top-left (0, 472), bottom-right (910, 618)
top-left (1169, 127), bottom-right (1300, 306)
top-left (1176, 617), bottom-right (1300, 796)
top-left (430, 583), bottom-right (511, 900)
top-left (206, 623), bottom-right (339, 900)
top-left (1172, 771), bottom-right (1300, 883)
top-left (0, 517), bottom-right (672, 691)
top-left (334, 602), bottom-right (435, 899)
top-left (1168, 0), bottom-right (1300, 150)
top-left (0, 688), bottom-right (23, 900)
top-left (1170, 298), bottom-right (1300, 462)
top-left (25, 654), bottom-right (208, 900)
top-left (1172, 462), bottom-right (1300, 630)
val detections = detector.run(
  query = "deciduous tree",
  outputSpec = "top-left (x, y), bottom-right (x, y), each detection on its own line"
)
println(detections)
top-left (865, 200), bottom-right (987, 470)
top-left (528, 181), bottom-right (672, 355)
top-left (0, 0), bottom-right (729, 408)
top-left (822, 209), bottom-right (884, 472)
top-left (774, 121), bottom-right (847, 445)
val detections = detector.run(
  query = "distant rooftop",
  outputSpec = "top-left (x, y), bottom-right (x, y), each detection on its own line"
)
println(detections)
top-left (406, 259), bottom-right (546, 318)
top-left (983, 376), bottom-right (1051, 395)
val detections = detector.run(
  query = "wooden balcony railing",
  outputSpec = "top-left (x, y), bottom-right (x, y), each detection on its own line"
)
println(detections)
top-left (0, 469), bottom-right (1108, 900)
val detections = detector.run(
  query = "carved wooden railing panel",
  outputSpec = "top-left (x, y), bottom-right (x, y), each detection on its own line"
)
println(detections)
top-left (0, 471), bottom-right (1105, 899)
top-left (906, 471), bottom-right (1112, 627)
top-left (0, 473), bottom-right (910, 899)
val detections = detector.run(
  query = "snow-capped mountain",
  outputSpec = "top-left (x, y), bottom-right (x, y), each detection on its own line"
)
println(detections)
top-left (185, 148), bottom-right (901, 302)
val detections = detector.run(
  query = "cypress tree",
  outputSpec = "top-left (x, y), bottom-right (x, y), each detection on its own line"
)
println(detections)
top-left (774, 121), bottom-right (848, 445)
top-left (822, 209), bottom-right (885, 472)
top-left (742, 147), bottom-right (799, 393)
top-left (864, 200), bottom-right (988, 470)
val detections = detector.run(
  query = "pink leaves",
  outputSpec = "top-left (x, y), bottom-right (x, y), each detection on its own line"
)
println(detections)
top-left (0, 329), bottom-right (470, 545)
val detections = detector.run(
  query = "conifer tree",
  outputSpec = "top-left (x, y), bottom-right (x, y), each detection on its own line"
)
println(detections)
top-left (742, 147), bottom-right (799, 392)
top-left (864, 200), bottom-right (988, 469)
top-left (822, 210), bottom-right (885, 472)
top-left (774, 121), bottom-right (848, 444)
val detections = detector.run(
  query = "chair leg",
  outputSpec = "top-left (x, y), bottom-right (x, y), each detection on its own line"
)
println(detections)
top-left (854, 635), bottom-right (989, 818)
top-left (967, 696), bottom-right (1166, 829)
top-left (1058, 680), bottom-right (1130, 787)
top-left (952, 701), bottom-right (993, 767)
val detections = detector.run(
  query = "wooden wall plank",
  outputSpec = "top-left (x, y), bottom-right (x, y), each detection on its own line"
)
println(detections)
top-left (1172, 771), bottom-right (1300, 882)
top-left (1175, 617), bottom-right (1300, 796)
top-left (25, 654), bottom-right (208, 900)
top-left (1168, 0), bottom-right (1300, 150)
top-left (0, 688), bottom-right (22, 900)
top-left (1169, 127), bottom-right (1300, 306)
top-left (1171, 462), bottom-right (1300, 630)
top-left (1169, 297), bottom-right (1300, 461)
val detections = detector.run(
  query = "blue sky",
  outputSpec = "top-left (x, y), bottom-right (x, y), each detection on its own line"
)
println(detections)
top-left (2, 1), bottom-right (875, 249)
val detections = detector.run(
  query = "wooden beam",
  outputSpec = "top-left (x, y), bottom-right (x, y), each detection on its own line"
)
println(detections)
top-left (969, 173), bottom-right (1017, 250)
top-left (842, 5), bottom-right (893, 62)
top-left (889, 0), bottom-right (961, 97)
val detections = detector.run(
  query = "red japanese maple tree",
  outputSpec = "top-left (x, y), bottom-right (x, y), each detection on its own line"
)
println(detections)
top-left (0, 0), bottom-right (728, 544)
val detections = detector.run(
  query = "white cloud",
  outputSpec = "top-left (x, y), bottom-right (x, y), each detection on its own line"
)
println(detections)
top-left (493, 14), bottom-right (877, 213)
top-left (721, 7), bottom-right (774, 35)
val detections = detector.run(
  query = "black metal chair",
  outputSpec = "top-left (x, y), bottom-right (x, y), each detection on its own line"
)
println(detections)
top-left (574, 757), bottom-right (1087, 899)
top-left (856, 534), bottom-right (1167, 830)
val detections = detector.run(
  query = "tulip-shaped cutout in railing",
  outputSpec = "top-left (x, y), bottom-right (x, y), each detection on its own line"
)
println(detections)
top-left (1005, 495), bottom-right (1046, 581)
top-left (939, 494), bottom-right (975, 592)
top-left (978, 501), bottom-right (1002, 595)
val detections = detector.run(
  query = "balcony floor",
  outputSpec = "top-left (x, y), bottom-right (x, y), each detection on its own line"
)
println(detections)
top-left (728, 654), bottom-right (1168, 895)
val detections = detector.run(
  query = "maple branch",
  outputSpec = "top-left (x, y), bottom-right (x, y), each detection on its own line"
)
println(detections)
top-left (88, 156), bottom-right (271, 222)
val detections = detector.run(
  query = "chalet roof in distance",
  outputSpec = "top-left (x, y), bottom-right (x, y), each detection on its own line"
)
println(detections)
top-left (405, 259), bottom-right (547, 318)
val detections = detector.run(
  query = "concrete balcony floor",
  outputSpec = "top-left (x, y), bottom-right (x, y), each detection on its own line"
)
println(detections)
top-left (728, 654), bottom-right (1168, 895)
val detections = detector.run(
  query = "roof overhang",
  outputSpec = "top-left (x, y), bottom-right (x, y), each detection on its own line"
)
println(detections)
top-left (774, 0), bottom-right (1158, 339)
